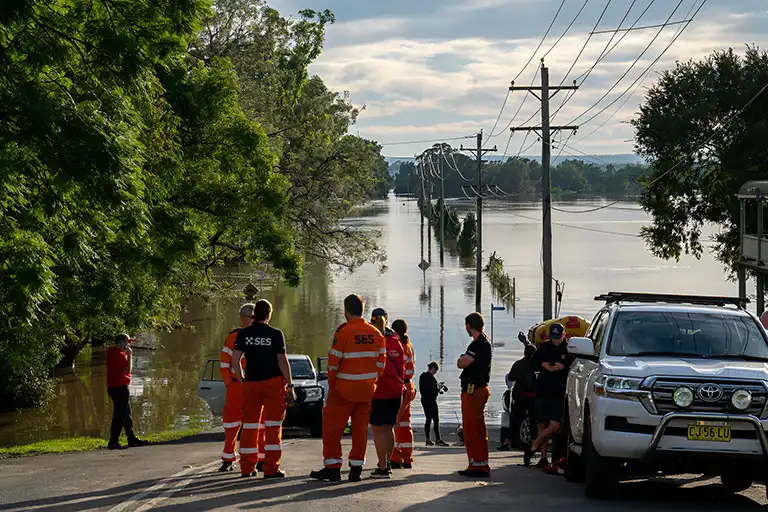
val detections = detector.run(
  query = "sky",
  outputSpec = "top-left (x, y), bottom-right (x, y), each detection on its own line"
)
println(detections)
top-left (267, 0), bottom-right (767, 158)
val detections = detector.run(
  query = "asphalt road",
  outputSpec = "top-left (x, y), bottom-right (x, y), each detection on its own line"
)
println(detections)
top-left (0, 427), bottom-right (766, 511)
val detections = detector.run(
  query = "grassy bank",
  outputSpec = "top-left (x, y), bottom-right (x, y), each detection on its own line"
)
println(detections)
top-left (0, 428), bottom-right (205, 458)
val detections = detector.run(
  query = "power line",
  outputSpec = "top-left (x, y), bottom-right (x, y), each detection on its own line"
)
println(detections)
top-left (550, 76), bottom-right (768, 214)
top-left (575, 0), bottom-right (707, 128)
top-left (567, 0), bottom-right (686, 125)
top-left (509, 210), bottom-right (641, 238)
top-left (486, 0), bottom-right (567, 141)
top-left (556, 0), bottom-right (614, 87)
top-left (380, 135), bottom-right (474, 147)
top-left (542, 0), bottom-right (591, 61)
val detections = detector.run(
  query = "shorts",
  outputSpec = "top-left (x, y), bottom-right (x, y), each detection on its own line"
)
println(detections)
top-left (535, 395), bottom-right (564, 423)
top-left (370, 397), bottom-right (402, 426)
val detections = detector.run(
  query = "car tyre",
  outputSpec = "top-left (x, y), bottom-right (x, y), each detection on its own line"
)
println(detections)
top-left (309, 409), bottom-right (323, 438)
top-left (584, 414), bottom-right (618, 499)
top-left (720, 473), bottom-right (752, 494)
top-left (562, 404), bottom-right (585, 483)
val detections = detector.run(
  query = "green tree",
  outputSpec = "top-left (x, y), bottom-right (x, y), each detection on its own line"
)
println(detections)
top-left (631, 47), bottom-right (768, 272)
top-left (458, 213), bottom-right (477, 258)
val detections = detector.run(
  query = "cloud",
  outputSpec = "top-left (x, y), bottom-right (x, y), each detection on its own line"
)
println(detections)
top-left (302, 0), bottom-right (768, 156)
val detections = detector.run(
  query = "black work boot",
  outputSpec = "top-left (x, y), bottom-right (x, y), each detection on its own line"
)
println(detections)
top-left (256, 461), bottom-right (264, 472)
top-left (348, 466), bottom-right (363, 482)
top-left (310, 467), bottom-right (341, 482)
top-left (218, 461), bottom-right (234, 472)
top-left (128, 437), bottom-right (148, 447)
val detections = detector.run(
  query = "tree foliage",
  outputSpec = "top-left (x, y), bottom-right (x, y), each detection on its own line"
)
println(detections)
top-left (632, 47), bottom-right (768, 273)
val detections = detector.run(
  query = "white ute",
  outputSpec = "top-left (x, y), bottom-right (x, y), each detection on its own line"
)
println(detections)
top-left (563, 292), bottom-right (768, 499)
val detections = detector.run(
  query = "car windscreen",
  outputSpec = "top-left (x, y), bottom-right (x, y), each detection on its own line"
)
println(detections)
top-left (289, 359), bottom-right (315, 379)
top-left (607, 310), bottom-right (768, 360)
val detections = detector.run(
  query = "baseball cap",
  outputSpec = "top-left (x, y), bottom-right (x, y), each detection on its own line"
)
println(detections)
top-left (371, 307), bottom-right (388, 318)
top-left (549, 323), bottom-right (565, 339)
top-left (239, 303), bottom-right (256, 317)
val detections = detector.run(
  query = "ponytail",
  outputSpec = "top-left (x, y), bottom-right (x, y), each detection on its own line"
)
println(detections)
top-left (391, 319), bottom-right (409, 344)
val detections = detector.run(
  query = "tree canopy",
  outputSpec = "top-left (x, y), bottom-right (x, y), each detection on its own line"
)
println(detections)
top-left (632, 46), bottom-right (768, 273)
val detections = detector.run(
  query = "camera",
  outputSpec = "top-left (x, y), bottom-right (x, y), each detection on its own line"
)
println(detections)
top-left (438, 382), bottom-right (448, 394)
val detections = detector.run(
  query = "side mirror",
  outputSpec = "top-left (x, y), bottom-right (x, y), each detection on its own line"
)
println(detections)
top-left (317, 371), bottom-right (328, 382)
top-left (568, 337), bottom-right (596, 359)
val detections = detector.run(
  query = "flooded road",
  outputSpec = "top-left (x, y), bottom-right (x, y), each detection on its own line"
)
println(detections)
top-left (0, 195), bottom-right (747, 446)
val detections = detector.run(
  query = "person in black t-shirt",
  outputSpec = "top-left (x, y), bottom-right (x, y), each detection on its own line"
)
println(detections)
top-left (419, 361), bottom-right (448, 446)
top-left (456, 312), bottom-right (493, 478)
top-left (499, 344), bottom-right (537, 451)
top-left (232, 299), bottom-right (295, 478)
top-left (524, 323), bottom-right (572, 467)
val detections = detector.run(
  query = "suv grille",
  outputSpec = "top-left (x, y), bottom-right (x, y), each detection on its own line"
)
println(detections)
top-left (647, 378), bottom-right (768, 416)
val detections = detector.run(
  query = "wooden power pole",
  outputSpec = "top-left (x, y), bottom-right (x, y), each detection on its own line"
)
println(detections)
top-left (510, 62), bottom-right (578, 321)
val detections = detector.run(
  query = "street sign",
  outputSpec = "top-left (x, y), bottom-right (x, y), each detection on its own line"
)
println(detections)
top-left (492, 306), bottom-right (506, 311)
top-left (418, 260), bottom-right (430, 272)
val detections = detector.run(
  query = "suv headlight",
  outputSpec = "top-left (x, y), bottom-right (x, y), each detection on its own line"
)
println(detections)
top-left (304, 387), bottom-right (323, 401)
top-left (594, 374), bottom-right (645, 399)
top-left (731, 389), bottom-right (752, 411)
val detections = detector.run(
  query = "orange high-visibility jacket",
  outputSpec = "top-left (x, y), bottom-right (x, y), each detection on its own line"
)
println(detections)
top-left (327, 318), bottom-right (386, 403)
top-left (219, 328), bottom-right (244, 385)
top-left (402, 342), bottom-right (415, 383)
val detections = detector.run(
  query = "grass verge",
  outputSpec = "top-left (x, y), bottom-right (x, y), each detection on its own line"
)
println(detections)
top-left (0, 428), bottom-right (205, 458)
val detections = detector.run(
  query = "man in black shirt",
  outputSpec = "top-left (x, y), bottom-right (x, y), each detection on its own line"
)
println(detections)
top-left (456, 312), bottom-right (492, 478)
top-left (499, 344), bottom-right (537, 450)
top-left (524, 323), bottom-right (572, 467)
top-left (233, 299), bottom-right (295, 479)
top-left (419, 362), bottom-right (448, 446)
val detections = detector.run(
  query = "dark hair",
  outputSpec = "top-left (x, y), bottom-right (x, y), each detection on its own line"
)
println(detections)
top-left (464, 312), bottom-right (485, 331)
top-left (344, 294), bottom-right (364, 317)
top-left (524, 344), bottom-right (537, 358)
top-left (427, 361), bottom-right (439, 370)
top-left (392, 319), bottom-right (409, 344)
top-left (115, 333), bottom-right (129, 346)
top-left (253, 299), bottom-right (272, 322)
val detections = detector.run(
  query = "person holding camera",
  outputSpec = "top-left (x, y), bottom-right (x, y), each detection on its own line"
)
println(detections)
top-left (106, 333), bottom-right (147, 450)
top-left (419, 361), bottom-right (448, 447)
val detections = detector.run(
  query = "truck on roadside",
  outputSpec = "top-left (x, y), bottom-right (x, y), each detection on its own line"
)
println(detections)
top-left (563, 292), bottom-right (768, 499)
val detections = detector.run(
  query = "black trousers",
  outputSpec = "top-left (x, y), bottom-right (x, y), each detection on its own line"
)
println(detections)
top-left (421, 399), bottom-right (441, 440)
top-left (108, 385), bottom-right (135, 444)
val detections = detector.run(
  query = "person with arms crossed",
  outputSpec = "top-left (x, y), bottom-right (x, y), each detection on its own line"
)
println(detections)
top-left (456, 312), bottom-right (493, 478)
top-left (310, 294), bottom-right (386, 483)
top-left (106, 333), bottom-right (147, 450)
top-left (524, 323), bottom-right (572, 467)
top-left (232, 299), bottom-right (295, 478)
top-left (218, 303), bottom-right (255, 472)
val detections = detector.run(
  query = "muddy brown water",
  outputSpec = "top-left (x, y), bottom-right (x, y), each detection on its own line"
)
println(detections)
top-left (0, 196), bottom-right (746, 447)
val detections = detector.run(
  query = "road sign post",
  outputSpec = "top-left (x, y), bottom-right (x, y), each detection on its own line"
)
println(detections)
top-left (490, 303), bottom-right (506, 344)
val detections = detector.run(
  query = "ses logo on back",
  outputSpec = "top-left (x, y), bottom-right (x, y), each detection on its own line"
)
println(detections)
top-left (244, 337), bottom-right (272, 346)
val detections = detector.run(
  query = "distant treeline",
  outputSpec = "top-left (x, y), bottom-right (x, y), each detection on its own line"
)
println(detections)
top-left (393, 151), bottom-right (651, 200)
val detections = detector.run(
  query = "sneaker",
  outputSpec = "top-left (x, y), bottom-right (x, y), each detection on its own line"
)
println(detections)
top-left (240, 471), bottom-right (258, 478)
top-left (310, 467), bottom-right (341, 482)
top-left (389, 461), bottom-right (403, 469)
top-left (127, 438), bottom-right (149, 447)
top-left (522, 446), bottom-right (534, 467)
top-left (107, 443), bottom-right (126, 450)
top-left (256, 462), bottom-right (264, 472)
top-left (496, 444), bottom-right (511, 451)
top-left (425, 440), bottom-right (435, 446)
top-left (371, 467), bottom-right (391, 479)
top-left (542, 457), bottom-right (565, 475)
top-left (218, 462), bottom-right (234, 472)
top-left (458, 469), bottom-right (490, 478)
top-left (535, 457), bottom-right (550, 469)
top-left (264, 470), bottom-right (286, 479)
top-left (402, 463), bottom-right (412, 469)
top-left (348, 466), bottom-right (363, 482)
top-left (435, 440), bottom-right (449, 447)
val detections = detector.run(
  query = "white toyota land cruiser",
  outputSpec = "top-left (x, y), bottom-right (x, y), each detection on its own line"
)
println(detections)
top-left (563, 292), bottom-right (768, 499)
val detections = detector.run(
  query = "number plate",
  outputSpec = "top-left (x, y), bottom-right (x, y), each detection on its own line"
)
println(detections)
top-left (687, 424), bottom-right (731, 442)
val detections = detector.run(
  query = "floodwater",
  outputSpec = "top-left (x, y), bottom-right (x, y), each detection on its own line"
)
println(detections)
top-left (0, 195), bottom-right (749, 447)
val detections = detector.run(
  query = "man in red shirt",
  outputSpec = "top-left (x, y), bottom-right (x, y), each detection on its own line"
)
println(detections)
top-left (106, 333), bottom-right (147, 450)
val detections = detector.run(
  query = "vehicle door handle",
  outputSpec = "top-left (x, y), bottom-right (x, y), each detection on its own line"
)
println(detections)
top-left (200, 387), bottom-right (211, 390)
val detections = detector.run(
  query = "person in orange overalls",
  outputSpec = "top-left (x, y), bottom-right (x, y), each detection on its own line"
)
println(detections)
top-left (218, 303), bottom-right (255, 472)
top-left (390, 317), bottom-right (416, 469)
top-left (310, 294), bottom-right (386, 483)
top-left (457, 312), bottom-right (493, 478)
top-left (232, 299), bottom-right (296, 478)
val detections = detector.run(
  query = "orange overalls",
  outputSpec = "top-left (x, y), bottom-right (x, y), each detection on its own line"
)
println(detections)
top-left (220, 329), bottom-right (264, 465)
top-left (322, 318), bottom-right (386, 469)
top-left (391, 341), bottom-right (416, 465)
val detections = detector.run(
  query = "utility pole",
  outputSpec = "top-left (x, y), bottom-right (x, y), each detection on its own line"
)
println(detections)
top-left (510, 61), bottom-right (578, 321)
top-left (439, 146), bottom-right (445, 267)
top-left (460, 132), bottom-right (497, 314)
top-left (419, 159), bottom-right (425, 264)
top-left (427, 172), bottom-right (432, 265)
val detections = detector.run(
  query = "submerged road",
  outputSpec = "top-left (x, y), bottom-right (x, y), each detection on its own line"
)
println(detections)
top-left (0, 427), bottom-right (766, 511)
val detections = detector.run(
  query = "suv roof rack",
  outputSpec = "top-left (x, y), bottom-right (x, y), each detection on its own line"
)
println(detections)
top-left (595, 292), bottom-right (748, 309)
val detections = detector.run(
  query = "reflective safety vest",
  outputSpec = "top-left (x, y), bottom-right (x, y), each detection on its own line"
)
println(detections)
top-left (219, 328), bottom-right (243, 385)
top-left (402, 342), bottom-right (415, 382)
top-left (327, 317), bottom-right (387, 403)
top-left (527, 316), bottom-right (590, 345)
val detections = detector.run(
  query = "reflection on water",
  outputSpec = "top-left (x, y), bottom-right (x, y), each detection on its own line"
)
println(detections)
top-left (0, 195), bottom-right (749, 446)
